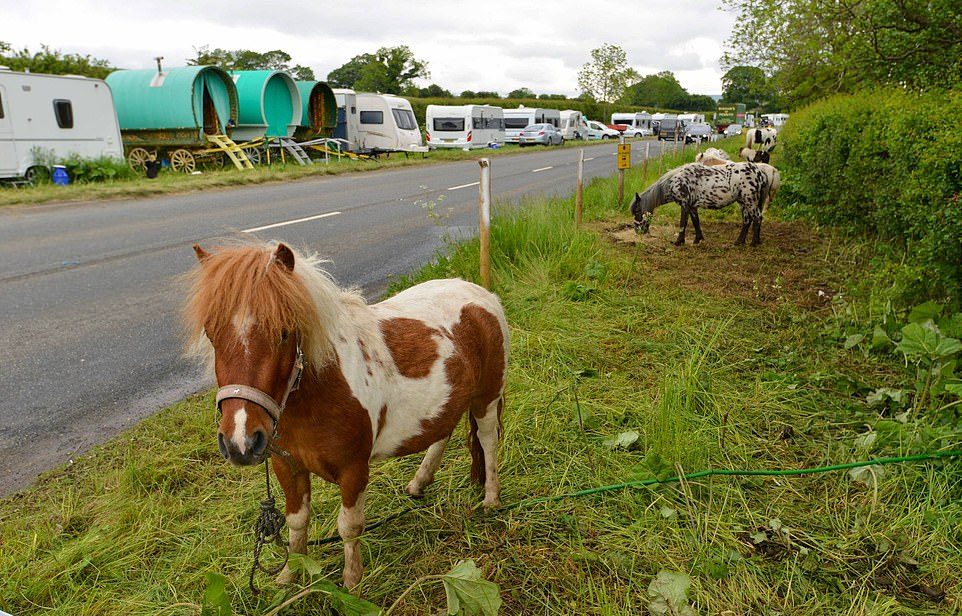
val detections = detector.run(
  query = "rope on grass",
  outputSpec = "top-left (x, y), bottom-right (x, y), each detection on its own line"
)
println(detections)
top-left (303, 449), bottom-right (962, 545)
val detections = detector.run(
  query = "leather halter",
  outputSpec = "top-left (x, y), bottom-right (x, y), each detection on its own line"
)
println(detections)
top-left (215, 345), bottom-right (304, 448)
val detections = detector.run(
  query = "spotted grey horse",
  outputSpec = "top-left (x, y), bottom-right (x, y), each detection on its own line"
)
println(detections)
top-left (630, 162), bottom-right (772, 246)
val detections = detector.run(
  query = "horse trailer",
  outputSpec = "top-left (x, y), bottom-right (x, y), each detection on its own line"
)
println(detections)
top-left (559, 110), bottom-right (587, 140)
top-left (0, 69), bottom-right (123, 181)
top-left (425, 104), bottom-right (505, 149)
top-left (503, 107), bottom-right (561, 143)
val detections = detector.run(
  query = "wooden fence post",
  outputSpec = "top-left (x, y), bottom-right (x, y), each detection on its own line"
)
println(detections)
top-left (478, 158), bottom-right (491, 290)
top-left (575, 149), bottom-right (584, 226)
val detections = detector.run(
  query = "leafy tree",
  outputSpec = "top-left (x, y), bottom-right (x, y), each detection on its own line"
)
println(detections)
top-left (459, 90), bottom-right (476, 98)
top-left (721, 66), bottom-right (771, 109)
top-left (413, 84), bottom-right (452, 97)
top-left (353, 46), bottom-right (429, 94)
top-left (0, 42), bottom-right (113, 79)
top-left (508, 87), bottom-right (534, 98)
top-left (189, 46), bottom-right (314, 79)
top-left (326, 53), bottom-right (376, 88)
top-left (474, 91), bottom-right (500, 99)
top-left (577, 44), bottom-right (639, 103)
top-left (622, 71), bottom-right (687, 108)
top-left (537, 93), bottom-right (567, 100)
top-left (723, 0), bottom-right (962, 108)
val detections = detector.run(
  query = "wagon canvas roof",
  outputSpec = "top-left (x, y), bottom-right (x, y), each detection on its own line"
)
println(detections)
top-left (105, 66), bottom-right (237, 134)
top-left (231, 70), bottom-right (301, 140)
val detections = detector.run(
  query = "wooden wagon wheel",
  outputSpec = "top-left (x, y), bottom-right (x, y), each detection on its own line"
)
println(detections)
top-left (170, 149), bottom-right (196, 174)
top-left (245, 145), bottom-right (264, 166)
top-left (128, 147), bottom-right (152, 172)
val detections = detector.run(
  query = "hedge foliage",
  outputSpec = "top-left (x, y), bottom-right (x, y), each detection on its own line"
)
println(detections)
top-left (778, 88), bottom-right (962, 305)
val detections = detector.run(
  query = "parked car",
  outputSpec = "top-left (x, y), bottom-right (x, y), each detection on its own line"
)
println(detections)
top-left (724, 123), bottom-right (743, 137)
top-left (518, 123), bottom-right (563, 146)
top-left (685, 123), bottom-right (713, 144)
top-left (584, 120), bottom-right (621, 140)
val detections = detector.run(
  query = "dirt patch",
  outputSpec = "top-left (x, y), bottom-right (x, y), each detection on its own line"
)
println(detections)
top-left (605, 219), bottom-right (841, 310)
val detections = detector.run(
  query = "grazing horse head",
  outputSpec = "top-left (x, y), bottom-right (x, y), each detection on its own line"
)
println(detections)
top-left (184, 242), bottom-right (331, 466)
top-left (631, 170), bottom-right (675, 234)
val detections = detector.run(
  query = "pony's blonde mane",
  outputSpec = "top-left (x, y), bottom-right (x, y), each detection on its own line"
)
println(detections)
top-left (183, 241), bottom-right (364, 371)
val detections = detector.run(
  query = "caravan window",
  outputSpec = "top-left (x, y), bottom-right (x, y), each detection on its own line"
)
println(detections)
top-left (504, 117), bottom-right (529, 129)
top-left (434, 117), bottom-right (465, 131)
top-left (53, 99), bottom-right (74, 129)
top-left (360, 110), bottom-right (383, 124)
top-left (392, 108), bottom-right (417, 130)
top-left (484, 117), bottom-right (503, 129)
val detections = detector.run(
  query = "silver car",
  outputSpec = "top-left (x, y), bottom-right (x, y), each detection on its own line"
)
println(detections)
top-left (518, 123), bottom-right (564, 146)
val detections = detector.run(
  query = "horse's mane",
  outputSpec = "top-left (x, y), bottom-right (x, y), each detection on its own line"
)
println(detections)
top-left (634, 166), bottom-right (679, 213)
top-left (183, 240), bottom-right (364, 371)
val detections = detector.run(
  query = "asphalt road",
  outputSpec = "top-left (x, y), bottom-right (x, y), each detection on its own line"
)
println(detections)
top-left (0, 139), bottom-right (674, 495)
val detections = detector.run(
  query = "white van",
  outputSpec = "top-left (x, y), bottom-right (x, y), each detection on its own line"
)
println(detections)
top-left (559, 110), bottom-right (587, 140)
top-left (610, 112), bottom-right (652, 137)
top-left (425, 104), bottom-right (505, 149)
top-left (0, 69), bottom-right (123, 180)
top-left (503, 107), bottom-right (561, 143)
top-left (354, 93), bottom-right (427, 153)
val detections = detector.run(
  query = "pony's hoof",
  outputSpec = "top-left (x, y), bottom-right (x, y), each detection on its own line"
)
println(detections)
top-left (404, 481), bottom-right (425, 499)
top-left (276, 566), bottom-right (296, 586)
top-left (482, 495), bottom-right (501, 509)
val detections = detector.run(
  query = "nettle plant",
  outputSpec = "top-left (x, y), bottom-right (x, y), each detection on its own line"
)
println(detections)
top-left (845, 301), bottom-right (962, 418)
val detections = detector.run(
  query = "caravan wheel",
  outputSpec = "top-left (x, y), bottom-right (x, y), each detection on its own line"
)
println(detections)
top-left (170, 149), bottom-right (196, 174)
top-left (24, 165), bottom-right (51, 185)
top-left (128, 148), bottom-right (152, 173)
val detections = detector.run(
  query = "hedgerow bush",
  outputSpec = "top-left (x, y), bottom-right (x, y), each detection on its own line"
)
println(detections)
top-left (778, 88), bottom-right (962, 306)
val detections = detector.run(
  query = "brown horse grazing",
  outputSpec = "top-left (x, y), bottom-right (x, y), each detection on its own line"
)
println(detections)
top-left (184, 241), bottom-right (509, 587)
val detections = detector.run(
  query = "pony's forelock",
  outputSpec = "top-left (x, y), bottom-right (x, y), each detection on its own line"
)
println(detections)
top-left (183, 241), bottom-right (360, 372)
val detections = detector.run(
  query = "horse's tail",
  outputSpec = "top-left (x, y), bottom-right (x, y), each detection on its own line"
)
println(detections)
top-left (754, 129), bottom-right (762, 144)
top-left (763, 167), bottom-right (780, 215)
top-left (469, 395), bottom-right (502, 485)
top-left (756, 166), bottom-right (772, 215)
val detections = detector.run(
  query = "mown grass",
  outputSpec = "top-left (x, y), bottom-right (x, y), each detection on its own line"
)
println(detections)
top-left (0, 136), bottom-right (638, 208)
top-left (2, 142), bottom-right (960, 615)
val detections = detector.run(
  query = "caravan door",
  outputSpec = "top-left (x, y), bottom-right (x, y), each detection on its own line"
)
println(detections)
top-left (0, 85), bottom-right (17, 177)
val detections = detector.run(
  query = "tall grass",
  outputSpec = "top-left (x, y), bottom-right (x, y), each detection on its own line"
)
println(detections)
top-left (2, 139), bottom-right (959, 614)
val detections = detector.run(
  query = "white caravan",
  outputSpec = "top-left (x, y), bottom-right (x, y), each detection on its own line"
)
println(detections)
top-left (610, 112), bottom-right (652, 137)
top-left (353, 93), bottom-right (427, 154)
top-left (425, 104), bottom-right (505, 149)
top-left (761, 113), bottom-right (790, 129)
top-left (332, 88), bottom-right (362, 151)
top-left (559, 110), bottom-right (587, 140)
top-left (678, 113), bottom-right (706, 124)
top-left (503, 107), bottom-right (561, 143)
top-left (0, 69), bottom-right (123, 180)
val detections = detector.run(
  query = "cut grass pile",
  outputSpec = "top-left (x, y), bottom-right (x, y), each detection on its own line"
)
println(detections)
top-left (2, 142), bottom-right (960, 615)
top-left (0, 137), bottom-right (628, 208)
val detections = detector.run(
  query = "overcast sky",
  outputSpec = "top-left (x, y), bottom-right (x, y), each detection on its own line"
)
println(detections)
top-left (3, 0), bottom-right (736, 95)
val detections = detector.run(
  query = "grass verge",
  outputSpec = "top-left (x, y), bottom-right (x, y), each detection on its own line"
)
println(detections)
top-left (2, 143), bottom-right (959, 615)
top-left (0, 137), bottom-right (639, 208)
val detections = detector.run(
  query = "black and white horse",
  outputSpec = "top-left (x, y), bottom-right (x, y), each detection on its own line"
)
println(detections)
top-left (744, 127), bottom-right (777, 153)
top-left (630, 162), bottom-right (772, 246)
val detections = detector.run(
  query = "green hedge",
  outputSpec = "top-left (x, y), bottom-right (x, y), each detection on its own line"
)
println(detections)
top-left (778, 88), bottom-right (962, 305)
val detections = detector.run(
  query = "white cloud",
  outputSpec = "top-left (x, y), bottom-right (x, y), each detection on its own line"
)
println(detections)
top-left (2, 0), bottom-right (735, 95)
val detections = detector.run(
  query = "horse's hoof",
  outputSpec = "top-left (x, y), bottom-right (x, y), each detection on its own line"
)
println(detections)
top-left (405, 482), bottom-right (425, 499)
top-left (483, 495), bottom-right (501, 509)
top-left (276, 566), bottom-right (296, 586)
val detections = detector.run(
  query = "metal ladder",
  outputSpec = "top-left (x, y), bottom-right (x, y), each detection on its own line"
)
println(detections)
top-left (275, 138), bottom-right (313, 166)
top-left (206, 134), bottom-right (254, 170)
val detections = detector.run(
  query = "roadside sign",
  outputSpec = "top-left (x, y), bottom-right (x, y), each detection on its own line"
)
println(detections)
top-left (617, 143), bottom-right (631, 170)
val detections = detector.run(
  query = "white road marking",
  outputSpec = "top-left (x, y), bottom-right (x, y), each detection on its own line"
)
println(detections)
top-left (447, 181), bottom-right (480, 191)
top-left (584, 157), bottom-right (595, 161)
top-left (242, 211), bottom-right (341, 233)
top-left (531, 166), bottom-right (553, 173)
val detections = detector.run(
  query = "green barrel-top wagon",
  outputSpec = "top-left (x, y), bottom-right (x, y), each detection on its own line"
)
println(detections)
top-left (106, 66), bottom-right (254, 173)
top-left (231, 70), bottom-right (312, 165)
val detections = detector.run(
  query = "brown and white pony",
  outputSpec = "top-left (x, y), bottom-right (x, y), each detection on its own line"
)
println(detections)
top-left (184, 241), bottom-right (509, 587)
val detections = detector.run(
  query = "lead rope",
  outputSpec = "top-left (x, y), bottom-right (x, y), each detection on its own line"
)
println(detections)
top-left (249, 459), bottom-right (288, 594)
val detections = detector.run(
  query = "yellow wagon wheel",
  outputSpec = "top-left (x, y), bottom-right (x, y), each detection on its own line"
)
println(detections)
top-left (128, 147), bottom-right (152, 172)
top-left (170, 149), bottom-right (196, 174)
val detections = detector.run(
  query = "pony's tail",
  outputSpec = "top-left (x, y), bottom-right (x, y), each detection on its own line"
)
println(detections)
top-left (468, 396), bottom-right (503, 486)
top-left (757, 168), bottom-right (772, 215)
